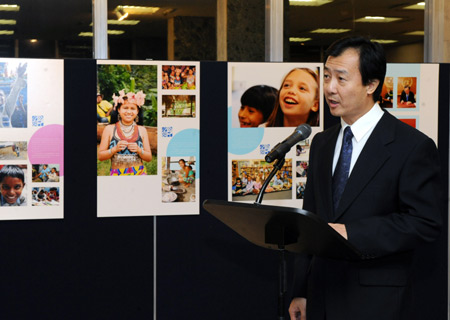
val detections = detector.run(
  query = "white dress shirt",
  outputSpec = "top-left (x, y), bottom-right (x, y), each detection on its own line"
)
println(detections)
top-left (332, 103), bottom-right (384, 175)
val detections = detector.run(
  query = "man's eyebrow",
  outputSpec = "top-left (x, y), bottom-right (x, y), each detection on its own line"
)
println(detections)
top-left (324, 66), bottom-right (349, 75)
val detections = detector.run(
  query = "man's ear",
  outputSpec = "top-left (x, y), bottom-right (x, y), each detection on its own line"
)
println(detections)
top-left (367, 79), bottom-right (380, 95)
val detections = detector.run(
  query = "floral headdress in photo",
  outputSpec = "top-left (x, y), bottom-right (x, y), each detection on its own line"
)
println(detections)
top-left (112, 89), bottom-right (146, 107)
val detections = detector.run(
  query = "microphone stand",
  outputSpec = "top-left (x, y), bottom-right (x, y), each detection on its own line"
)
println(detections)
top-left (254, 156), bottom-right (289, 320)
top-left (255, 157), bottom-right (285, 205)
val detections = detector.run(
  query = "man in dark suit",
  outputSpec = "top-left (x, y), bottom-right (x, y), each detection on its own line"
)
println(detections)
top-left (400, 85), bottom-right (416, 105)
top-left (289, 36), bottom-right (442, 320)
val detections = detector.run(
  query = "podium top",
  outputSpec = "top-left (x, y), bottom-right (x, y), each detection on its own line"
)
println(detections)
top-left (203, 199), bottom-right (362, 261)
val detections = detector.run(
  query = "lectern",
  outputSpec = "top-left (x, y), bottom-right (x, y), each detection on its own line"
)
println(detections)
top-left (202, 199), bottom-right (363, 319)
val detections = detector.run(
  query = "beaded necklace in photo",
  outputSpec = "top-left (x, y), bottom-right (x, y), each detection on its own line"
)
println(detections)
top-left (116, 121), bottom-right (139, 142)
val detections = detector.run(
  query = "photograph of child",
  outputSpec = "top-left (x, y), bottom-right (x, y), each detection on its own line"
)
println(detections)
top-left (296, 161), bottom-right (308, 178)
top-left (0, 62), bottom-right (27, 128)
top-left (0, 141), bottom-right (27, 160)
top-left (97, 64), bottom-right (158, 176)
top-left (162, 65), bottom-right (196, 90)
top-left (263, 68), bottom-right (319, 127)
top-left (31, 187), bottom-right (59, 206)
top-left (296, 181), bottom-right (306, 200)
top-left (32, 164), bottom-right (60, 182)
top-left (296, 139), bottom-right (310, 157)
top-left (237, 85), bottom-right (278, 127)
top-left (161, 157), bottom-right (196, 203)
top-left (231, 64), bottom-right (321, 128)
top-left (0, 164), bottom-right (27, 207)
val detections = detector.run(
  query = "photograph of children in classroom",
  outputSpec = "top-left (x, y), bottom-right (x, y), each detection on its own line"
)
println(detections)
top-left (162, 65), bottom-right (196, 90)
top-left (32, 164), bottom-right (60, 182)
top-left (161, 157), bottom-right (196, 203)
top-left (0, 164), bottom-right (27, 207)
top-left (162, 95), bottom-right (196, 118)
top-left (231, 159), bottom-right (293, 201)
top-left (31, 187), bottom-right (60, 206)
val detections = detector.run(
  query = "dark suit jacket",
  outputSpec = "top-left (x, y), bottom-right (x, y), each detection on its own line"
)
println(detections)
top-left (293, 111), bottom-right (442, 320)
top-left (400, 90), bottom-right (416, 103)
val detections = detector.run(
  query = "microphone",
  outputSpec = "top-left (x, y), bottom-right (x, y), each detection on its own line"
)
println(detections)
top-left (265, 124), bottom-right (312, 163)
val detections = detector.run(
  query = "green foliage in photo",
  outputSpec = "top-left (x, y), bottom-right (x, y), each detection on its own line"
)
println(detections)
top-left (97, 64), bottom-right (158, 127)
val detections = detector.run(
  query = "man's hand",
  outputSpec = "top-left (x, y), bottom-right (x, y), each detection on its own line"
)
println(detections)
top-left (328, 223), bottom-right (347, 239)
top-left (289, 297), bottom-right (306, 320)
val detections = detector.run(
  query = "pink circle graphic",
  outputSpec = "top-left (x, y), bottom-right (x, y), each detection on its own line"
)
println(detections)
top-left (28, 124), bottom-right (64, 176)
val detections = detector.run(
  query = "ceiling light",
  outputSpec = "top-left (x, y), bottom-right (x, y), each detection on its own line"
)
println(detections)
top-left (290, 37), bottom-right (312, 42)
top-left (0, 19), bottom-right (15, 25)
top-left (108, 19), bottom-right (140, 25)
top-left (0, 30), bottom-right (13, 35)
top-left (289, 0), bottom-right (333, 6)
top-left (310, 28), bottom-right (351, 34)
top-left (0, 4), bottom-right (19, 11)
top-left (371, 39), bottom-right (398, 44)
top-left (108, 30), bottom-right (125, 35)
top-left (115, 7), bottom-right (128, 21)
top-left (404, 2), bottom-right (425, 10)
top-left (117, 5), bottom-right (160, 14)
top-left (355, 16), bottom-right (402, 23)
top-left (79, 32), bottom-right (93, 37)
top-left (90, 20), bottom-right (140, 26)
top-left (79, 30), bottom-right (125, 37)
top-left (30, 39), bottom-right (37, 43)
top-left (404, 31), bottom-right (424, 36)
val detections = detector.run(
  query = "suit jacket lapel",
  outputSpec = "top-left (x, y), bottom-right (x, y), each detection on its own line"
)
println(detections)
top-left (334, 112), bottom-right (395, 221)
top-left (317, 124), bottom-right (340, 221)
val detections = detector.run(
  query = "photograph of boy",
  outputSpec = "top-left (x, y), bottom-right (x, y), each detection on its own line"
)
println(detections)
top-left (0, 165), bottom-right (26, 206)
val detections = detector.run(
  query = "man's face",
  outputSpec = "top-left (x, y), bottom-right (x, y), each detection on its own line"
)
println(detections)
top-left (404, 87), bottom-right (410, 94)
top-left (324, 48), bottom-right (378, 125)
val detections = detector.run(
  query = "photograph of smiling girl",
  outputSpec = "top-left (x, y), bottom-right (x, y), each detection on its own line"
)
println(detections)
top-left (264, 67), bottom-right (320, 127)
top-left (97, 64), bottom-right (158, 176)
top-left (231, 65), bottom-right (321, 128)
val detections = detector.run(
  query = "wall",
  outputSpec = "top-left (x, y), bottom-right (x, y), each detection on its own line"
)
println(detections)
top-left (385, 42), bottom-right (424, 63)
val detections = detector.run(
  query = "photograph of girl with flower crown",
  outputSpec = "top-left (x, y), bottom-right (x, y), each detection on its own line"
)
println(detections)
top-left (96, 64), bottom-right (158, 176)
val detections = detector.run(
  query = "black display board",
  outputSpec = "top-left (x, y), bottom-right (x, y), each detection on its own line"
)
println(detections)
top-left (0, 60), bottom-right (446, 320)
top-left (156, 62), bottom-right (282, 319)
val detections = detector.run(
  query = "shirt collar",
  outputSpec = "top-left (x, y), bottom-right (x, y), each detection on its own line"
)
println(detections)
top-left (340, 103), bottom-right (384, 142)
